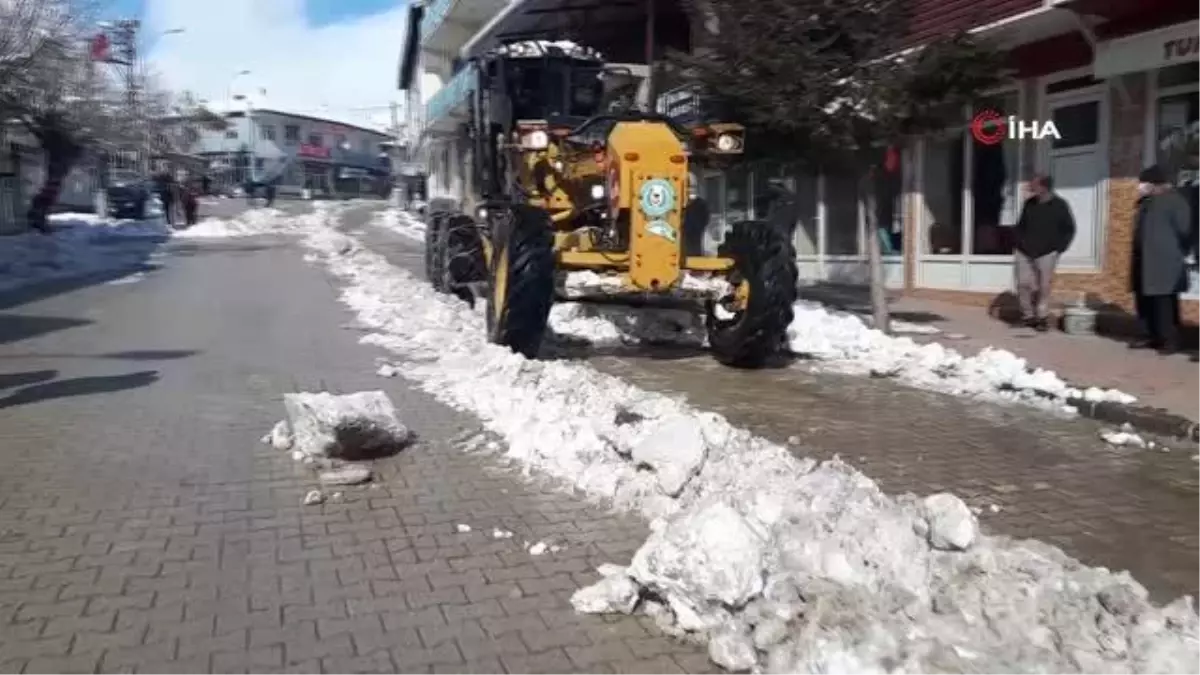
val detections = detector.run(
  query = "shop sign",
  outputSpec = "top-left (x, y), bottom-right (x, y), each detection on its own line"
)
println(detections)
top-left (1094, 20), bottom-right (1200, 78)
top-left (297, 144), bottom-right (330, 159)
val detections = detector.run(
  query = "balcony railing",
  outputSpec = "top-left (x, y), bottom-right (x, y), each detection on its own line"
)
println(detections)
top-left (419, 0), bottom-right (455, 46)
top-left (425, 63), bottom-right (478, 129)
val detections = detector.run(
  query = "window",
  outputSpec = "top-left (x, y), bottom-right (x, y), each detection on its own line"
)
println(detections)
top-left (334, 134), bottom-right (347, 150)
top-left (1155, 64), bottom-right (1199, 295)
top-left (308, 133), bottom-right (323, 147)
top-left (971, 90), bottom-right (1020, 254)
top-left (922, 132), bottom-right (965, 254)
top-left (1051, 101), bottom-right (1100, 149)
top-left (224, 129), bottom-right (238, 139)
top-left (259, 124), bottom-right (276, 141)
top-left (284, 124), bottom-right (300, 144)
top-left (824, 164), bottom-right (861, 255)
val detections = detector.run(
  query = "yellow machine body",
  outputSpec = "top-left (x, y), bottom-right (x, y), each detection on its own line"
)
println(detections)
top-left (486, 118), bottom-right (747, 296)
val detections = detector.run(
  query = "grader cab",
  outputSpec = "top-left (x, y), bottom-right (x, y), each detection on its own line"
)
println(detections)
top-left (424, 41), bottom-right (797, 367)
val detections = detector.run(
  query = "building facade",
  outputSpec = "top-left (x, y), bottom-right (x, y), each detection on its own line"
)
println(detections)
top-left (399, 0), bottom-right (1199, 324)
top-left (183, 109), bottom-right (393, 198)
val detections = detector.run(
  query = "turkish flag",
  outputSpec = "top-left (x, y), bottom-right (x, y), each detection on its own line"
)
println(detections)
top-left (883, 146), bottom-right (900, 173)
top-left (89, 33), bottom-right (110, 61)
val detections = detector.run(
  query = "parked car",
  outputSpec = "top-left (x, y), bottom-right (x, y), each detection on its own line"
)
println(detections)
top-left (106, 171), bottom-right (152, 219)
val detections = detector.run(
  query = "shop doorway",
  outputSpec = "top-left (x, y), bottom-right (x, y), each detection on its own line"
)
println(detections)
top-left (1042, 84), bottom-right (1107, 270)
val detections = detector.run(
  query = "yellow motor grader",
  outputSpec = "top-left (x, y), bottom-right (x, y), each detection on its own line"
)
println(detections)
top-left (425, 42), bottom-right (797, 367)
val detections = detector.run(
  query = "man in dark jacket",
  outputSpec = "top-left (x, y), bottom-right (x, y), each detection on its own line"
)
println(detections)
top-left (1130, 165), bottom-right (1191, 353)
top-left (1013, 174), bottom-right (1075, 331)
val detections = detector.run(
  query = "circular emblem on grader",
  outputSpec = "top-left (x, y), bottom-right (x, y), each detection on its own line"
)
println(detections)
top-left (638, 178), bottom-right (676, 219)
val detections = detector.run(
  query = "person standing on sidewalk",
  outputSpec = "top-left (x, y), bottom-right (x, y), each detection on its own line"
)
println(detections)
top-left (1013, 174), bottom-right (1076, 331)
top-left (1130, 165), bottom-right (1191, 353)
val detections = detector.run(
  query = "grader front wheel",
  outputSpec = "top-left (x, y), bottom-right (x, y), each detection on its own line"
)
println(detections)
top-left (486, 205), bottom-right (555, 358)
top-left (706, 222), bottom-right (798, 368)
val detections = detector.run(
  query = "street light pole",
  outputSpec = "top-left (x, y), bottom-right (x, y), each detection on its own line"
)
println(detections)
top-left (225, 69), bottom-right (251, 190)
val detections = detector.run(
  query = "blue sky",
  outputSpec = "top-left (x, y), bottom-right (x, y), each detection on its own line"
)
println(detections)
top-left (104, 0), bottom-right (405, 29)
top-left (127, 0), bottom-right (411, 128)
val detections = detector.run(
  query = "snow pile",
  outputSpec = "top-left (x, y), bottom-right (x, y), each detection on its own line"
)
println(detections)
top-left (278, 390), bottom-right (413, 461)
top-left (0, 213), bottom-right (170, 293)
top-left (288, 208), bottom-right (1197, 674)
top-left (788, 300), bottom-right (1136, 408)
top-left (174, 207), bottom-right (293, 238)
top-left (370, 207), bottom-right (426, 242)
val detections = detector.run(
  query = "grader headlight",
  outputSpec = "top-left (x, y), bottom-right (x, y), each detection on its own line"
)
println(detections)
top-left (516, 122), bottom-right (550, 151)
top-left (715, 133), bottom-right (740, 152)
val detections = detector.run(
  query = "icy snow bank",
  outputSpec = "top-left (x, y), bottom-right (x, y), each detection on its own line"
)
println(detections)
top-left (174, 207), bottom-right (294, 238)
top-left (788, 300), bottom-right (1136, 409)
top-left (369, 208), bottom-right (426, 241)
top-left (0, 213), bottom-right (169, 293)
top-left (290, 208), bottom-right (1197, 674)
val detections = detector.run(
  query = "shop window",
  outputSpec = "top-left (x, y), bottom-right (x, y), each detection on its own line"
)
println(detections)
top-left (1158, 63), bottom-right (1200, 89)
top-left (972, 91), bottom-right (1020, 254)
top-left (922, 132), bottom-right (965, 254)
top-left (1155, 81), bottom-right (1199, 294)
top-left (1051, 101), bottom-right (1099, 149)
top-left (824, 165), bottom-right (861, 255)
top-left (725, 166), bottom-right (750, 224)
top-left (873, 154), bottom-right (903, 256)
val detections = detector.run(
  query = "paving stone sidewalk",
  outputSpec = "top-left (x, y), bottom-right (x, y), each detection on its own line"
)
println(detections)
top-left (0, 230), bottom-right (711, 674)
top-left (356, 206), bottom-right (1199, 605)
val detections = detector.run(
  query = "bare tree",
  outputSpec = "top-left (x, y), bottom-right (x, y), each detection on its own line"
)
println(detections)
top-left (0, 0), bottom-right (115, 232)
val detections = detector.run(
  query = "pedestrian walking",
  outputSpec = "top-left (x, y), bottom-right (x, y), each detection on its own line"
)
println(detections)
top-left (1013, 174), bottom-right (1075, 331)
top-left (154, 170), bottom-right (176, 226)
top-left (1130, 165), bottom-right (1191, 353)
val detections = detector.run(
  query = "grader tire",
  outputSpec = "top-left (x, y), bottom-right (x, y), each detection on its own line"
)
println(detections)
top-left (442, 214), bottom-right (486, 305)
top-left (424, 211), bottom-right (448, 292)
top-left (486, 205), bottom-right (555, 358)
top-left (707, 221), bottom-right (797, 368)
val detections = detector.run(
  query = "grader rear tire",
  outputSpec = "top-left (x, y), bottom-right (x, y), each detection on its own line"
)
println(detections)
top-left (486, 205), bottom-right (555, 358)
top-left (424, 211), bottom-right (448, 292)
top-left (707, 221), bottom-right (797, 368)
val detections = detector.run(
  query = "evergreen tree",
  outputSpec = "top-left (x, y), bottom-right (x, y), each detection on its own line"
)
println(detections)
top-left (676, 0), bottom-right (1008, 332)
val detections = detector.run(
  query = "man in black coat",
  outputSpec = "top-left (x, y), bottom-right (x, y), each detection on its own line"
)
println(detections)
top-left (1013, 174), bottom-right (1075, 331)
top-left (1130, 165), bottom-right (1192, 353)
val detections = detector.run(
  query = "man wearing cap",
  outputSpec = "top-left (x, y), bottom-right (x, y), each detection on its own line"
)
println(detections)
top-left (1130, 165), bottom-right (1191, 353)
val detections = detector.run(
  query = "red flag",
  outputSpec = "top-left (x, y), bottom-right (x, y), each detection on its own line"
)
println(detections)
top-left (89, 33), bottom-right (110, 61)
top-left (883, 145), bottom-right (899, 173)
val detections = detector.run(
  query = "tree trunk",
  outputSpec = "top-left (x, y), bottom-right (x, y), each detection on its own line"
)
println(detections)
top-left (26, 131), bottom-right (83, 234)
top-left (860, 170), bottom-right (891, 334)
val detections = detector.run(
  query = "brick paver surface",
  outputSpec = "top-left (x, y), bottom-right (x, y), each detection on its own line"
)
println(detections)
top-left (0, 213), bottom-right (711, 674)
top-left (802, 285), bottom-right (1199, 422)
top-left (357, 206), bottom-right (1199, 605)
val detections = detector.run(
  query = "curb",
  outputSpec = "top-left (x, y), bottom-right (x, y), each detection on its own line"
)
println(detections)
top-left (1066, 396), bottom-right (1199, 442)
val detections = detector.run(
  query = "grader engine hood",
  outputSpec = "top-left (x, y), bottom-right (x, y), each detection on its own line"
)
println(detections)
top-left (606, 121), bottom-right (690, 292)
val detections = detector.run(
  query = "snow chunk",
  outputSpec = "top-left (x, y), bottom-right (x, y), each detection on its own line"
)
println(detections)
top-left (265, 420), bottom-right (293, 450)
top-left (303, 490), bottom-right (325, 506)
top-left (923, 493), bottom-right (978, 551)
top-left (631, 416), bottom-right (708, 497)
top-left (318, 465), bottom-right (373, 486)
top-left (376, 363), bottom-right (399, 378)
top-left (709, 625), bottom-right (757, 671)
top-left (283, 391), bottom-right (412, 460)
top-left (492, 528), bottom-right (514, 539)
top-left (1101, 429), bottom-right (1147, 447)
top-left (571, 573), bottom-right (641, 614)
top-left (630, 501), bottom-right (766, 615)
top-left (528, 541), bottom-right (548, 556)
top-left (456, 524), bottom-right (472, 533)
